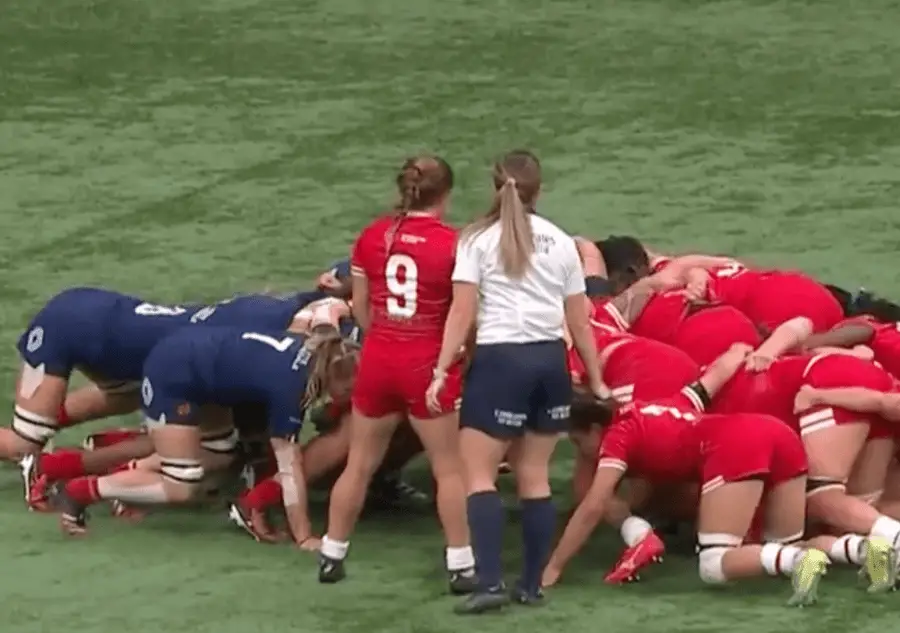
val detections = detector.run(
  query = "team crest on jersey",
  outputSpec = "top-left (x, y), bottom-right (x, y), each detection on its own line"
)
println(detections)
top-left (141, 378), bottom-right (154, 406)
top-left (25, 327), bottom-right (44, 353)
top-left (176, 402), bottom-right (191, 417)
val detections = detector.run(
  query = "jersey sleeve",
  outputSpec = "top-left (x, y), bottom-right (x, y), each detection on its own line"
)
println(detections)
top-left (678, 385), bottom-right (708, 412)
top-left (452, 235), bottom-right (482, 284)
top-left (596, 422), bottom-right (632, 472)
top-left (350, 227), bottom-right (372, 278)
top-left (562, 238), bottom-right (587, 297)
top-left (266, 387), bottom-right (305, 439)
top-left (591, 300), bottom-right (629, 332)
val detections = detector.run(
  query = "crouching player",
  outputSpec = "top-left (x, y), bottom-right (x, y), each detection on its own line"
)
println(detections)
top-left (544, 344), bottom-right (859, 606)
top-left (53, 325), bottom-right (358, 546)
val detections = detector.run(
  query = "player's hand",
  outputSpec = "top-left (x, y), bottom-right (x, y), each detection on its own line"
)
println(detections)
top-left (793, 385), bottom-right (818, 413)
top-left (541, 565), bottom-right (561, 588)
top-left (296, 535), bottom-right (322, 551)
top-left (683, 270), bottom-right (710, 302)
top-left (851, 345), bottom-right (875, 361)
top-left (744, 352), bottom-right (774, 372)
top-left (589, 376), bottom-right (612, 402)
top-left (426, 369), bottom-right (447, 413)
top-left (727, 342), bottom-right (754, 358)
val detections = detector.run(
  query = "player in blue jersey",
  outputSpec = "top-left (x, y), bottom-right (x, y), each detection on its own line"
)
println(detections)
top-left (52, 325), bottom-right (359, 545)
top-left (20, 290), bottom-right (354, 511)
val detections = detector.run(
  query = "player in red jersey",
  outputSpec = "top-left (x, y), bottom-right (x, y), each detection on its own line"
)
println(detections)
top-left (712, 350), bottom-right (900, 582)
top-left (544, 344), bottom-right (835, 606)
top-left (319, 156), bottom-right (475, 593)
top-left (804, 316), bottom-right (900, 380)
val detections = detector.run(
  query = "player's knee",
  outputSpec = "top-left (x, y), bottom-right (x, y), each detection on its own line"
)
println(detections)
top-left (763, 530), bottom-right (804, 545)
top-left (854, 490), bottom-right (883, 506)
top-left (697, 533), bottom-right (741, 585)
top-left (11, 406), bottom-right (57, 447)
top-left (160, 458), bottom-right (204, 501)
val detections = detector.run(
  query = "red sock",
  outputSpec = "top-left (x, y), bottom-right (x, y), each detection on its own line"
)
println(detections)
top-left (241, 477), bottom-right (282, 511)
top-left (57, 403), bottom-right (73, 427)
top-left (65, 476), bottom-right (100, 505)
top-left (39, 450), bottom-right (85, 481)
top-left (89, 428), bottom-right (143, 448)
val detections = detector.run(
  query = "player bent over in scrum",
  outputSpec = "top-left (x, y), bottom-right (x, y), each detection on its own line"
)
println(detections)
top-left (546, 343), bottom-right (842, 607)
top-left (319, 156), bottom-right (476, 591)
top-left (21, 292), bottom-right (353, 512)
top-left (53, 325), bottom-right (358, 545)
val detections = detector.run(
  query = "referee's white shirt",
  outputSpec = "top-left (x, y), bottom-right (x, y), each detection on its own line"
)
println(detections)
top-left (452, 214), bottom-right (586, 345)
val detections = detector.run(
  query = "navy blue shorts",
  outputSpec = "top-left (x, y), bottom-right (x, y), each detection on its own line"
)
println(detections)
top-left (17, 288), bottom-right (113, 377)
top-left (140, 334), bottom-right (204, 427)
top-left (460, 340), bottom-right (571, 439)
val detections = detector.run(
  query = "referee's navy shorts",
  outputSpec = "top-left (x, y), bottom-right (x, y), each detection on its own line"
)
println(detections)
top-left (460, 340), bottom-right (571, 439)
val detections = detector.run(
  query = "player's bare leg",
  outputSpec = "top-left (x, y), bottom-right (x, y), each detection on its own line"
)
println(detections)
top-left (62, 382), bottom-right (141, 427)
top-left (409, 411), bottom-right (476, 593)
top-left (803, 421), bottom-right (900, 583)
top-left (876, 459), bottom-right (900, 520)
top-left (319, 409), bottom-right (402, 583)
top-left (52, 423), bottom-right (205, 535)
top-left (846, 437), bottom-right (895, 513)
top-left (3, 370), bottom-right (68, 465)
top-left (695, 478), bottom-right (829, 606)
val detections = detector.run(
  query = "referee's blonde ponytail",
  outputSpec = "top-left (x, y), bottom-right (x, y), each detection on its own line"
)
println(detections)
top-left (462, 150), bottom-right (541, 279)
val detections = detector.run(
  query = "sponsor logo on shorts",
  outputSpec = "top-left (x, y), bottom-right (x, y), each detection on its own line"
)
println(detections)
top-left (26, 327), bottom-right (44, 353)
top-left (494, 409), bottom-right (526, 428)
top-left (141, 378), bottom-right (154, 407)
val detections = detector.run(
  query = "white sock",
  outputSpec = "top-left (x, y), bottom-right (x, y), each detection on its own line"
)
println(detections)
top-left (446, 546), bottom-right (476, 572)
top-left (96, 478), bottom-right (168, 503)
top-left (829, 534), bottom-right (865, 565)
top-left (869, 516), bottom-right (900, 547)
top-left (760, 543), bottom-right (803, 576)
top-left (321, 535), bottom-right (350, 560)
top-left (620, 516), bottom-right (652, 546)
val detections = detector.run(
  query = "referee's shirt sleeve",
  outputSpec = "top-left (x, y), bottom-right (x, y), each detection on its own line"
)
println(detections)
top-left (563, 237), bottom-right (587, 297)
top-left (452, 235), bottom-right (481, 284)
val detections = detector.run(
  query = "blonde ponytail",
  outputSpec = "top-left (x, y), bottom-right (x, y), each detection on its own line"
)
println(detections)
top-left (303, 328), bottom-right (359, 406)
top-left (496, 178), bottom-right (533, 278)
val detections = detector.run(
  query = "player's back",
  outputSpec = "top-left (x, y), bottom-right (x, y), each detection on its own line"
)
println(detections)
top-left (604, 336), bottom-right (700, 394)
top-left (190, 293), bottom-right (317, 330)
top-left (706, 261), bottom-right (761, 309)
top-left (353, 213), bottom-right (457, 344)
top-left (99, 294), bottom-right (202, 380)
top-left (712, 355), bottom-right (809, 419)
top-left (629, 290), bottom-right (690, 343)
top-left (605, 394), bottom-right (703, 481)
top-left (192, 327), bottom-right (310, 404)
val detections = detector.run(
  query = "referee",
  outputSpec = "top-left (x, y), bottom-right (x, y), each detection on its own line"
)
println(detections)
top-left (425, 150), bottom-right (606, 614)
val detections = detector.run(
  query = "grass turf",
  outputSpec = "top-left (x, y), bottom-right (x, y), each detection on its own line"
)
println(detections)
top-left (2, 0), bottom-right (900, 631)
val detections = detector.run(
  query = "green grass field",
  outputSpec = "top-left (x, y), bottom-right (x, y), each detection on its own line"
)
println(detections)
top-left (3, 0), bottom-right (900, 630)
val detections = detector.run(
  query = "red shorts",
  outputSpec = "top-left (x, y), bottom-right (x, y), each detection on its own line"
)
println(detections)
top-left (351, 339), bottom-right (461, 420)
top-left (797, 355), bottom-right (894, 439)
top-left (673, 305), bottom-right (762, 368)
top-left (746, 273), bottom-right (842, 333)
top-left (697, 413), bottom-right (807, 491)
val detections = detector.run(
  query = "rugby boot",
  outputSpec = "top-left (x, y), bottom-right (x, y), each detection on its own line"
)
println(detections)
top-left (510, 582), bottom-right (544, 606)
top-left (50, 483), bottom-right (89, 536)
top-left (228, 500), bottom-right (281, 543)
top-left (604, 530), bottom-right (665, 584)
top-left (19, 453), bottom-right (51, 512)
top-left (318, 554), bottom-right (347, 584)
top-left (859, 536), bottom-right (897, 593)
top-left (788, 549), bottom-right (830, 607)
top-left (448, 568), bottom-right (478, 595)
top-left (453, 585), bottom-right (510, 615)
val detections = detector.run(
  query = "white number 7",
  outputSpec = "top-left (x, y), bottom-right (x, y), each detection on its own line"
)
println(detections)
top-left (386, 253), bottom-right (418, 318)
top-left (241, 332), bottom-right (295, 352)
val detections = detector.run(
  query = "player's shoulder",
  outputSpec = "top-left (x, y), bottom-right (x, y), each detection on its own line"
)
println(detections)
top-left (357, 214), bottom-right (397, 241)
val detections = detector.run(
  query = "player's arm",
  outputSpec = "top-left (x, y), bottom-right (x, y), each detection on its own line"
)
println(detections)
top-left (746, 317), bottom-right (814, 368)
top-left (435, 239), bottom-right (480, 377)
top-left (268, 399), bottom-right (317, 547)
top-left (350, 273), bottom-right (370, 331)
top-left (575, 237), bottom-right (613, 298)
top-left (794, 386), bottom-right (900, 423)
top-left (290, 298), bottom-right (351, 333)
top-left (544, 456), bottom-right (625, 584)
top-left (804, 322), bottom-right (875, 351)
top-left (663, 254), bottom-right (739, 277)
top-left (563, 240), bottom-right (605, 393)
top-left (686, 342), bottom-right (753, 406)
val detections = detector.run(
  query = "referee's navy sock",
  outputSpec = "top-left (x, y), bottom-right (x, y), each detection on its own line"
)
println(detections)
top-left (520, 496), bottom-right (555, 595)
top-left (467, 490), bottom-right (505, 591)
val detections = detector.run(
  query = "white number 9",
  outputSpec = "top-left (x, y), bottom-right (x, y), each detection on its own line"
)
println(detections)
top-left (385, 253), bottom-right (418, 318)
top-left (135, 303), bottom-right (187, 317)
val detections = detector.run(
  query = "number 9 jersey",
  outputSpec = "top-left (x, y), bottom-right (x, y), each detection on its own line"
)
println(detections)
top-left (350, 213), bottom-right (460, 419)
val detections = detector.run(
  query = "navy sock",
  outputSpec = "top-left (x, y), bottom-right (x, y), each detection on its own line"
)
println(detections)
top-left (467, 490), bottom-right (505, 591)
top-left (520, 496), bottom-right (555, 595)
